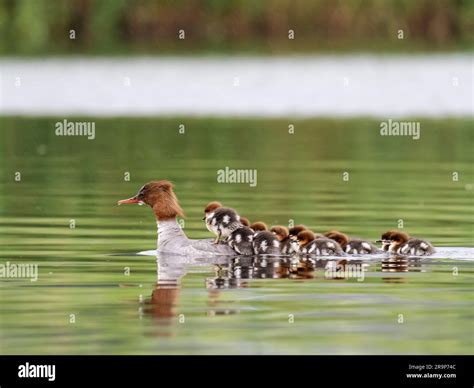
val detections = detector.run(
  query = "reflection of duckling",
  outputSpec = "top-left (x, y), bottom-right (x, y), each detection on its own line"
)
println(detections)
top-left (294, 230), bottom-right (344, 256)
top-left (324, 230), bottom-right (379, 254)
top-left (227, 226), bottom-right (254, 255)
top-left (250, 221), bottom-right (268, 232)
top-left (253, 257), bottom-right (291, 279)
top-left (378, 230), bottom-right (435, 256)
top-left (203, 202), bottom-right (241, 243)
top-left (271, 225), bottom-right (294, 254)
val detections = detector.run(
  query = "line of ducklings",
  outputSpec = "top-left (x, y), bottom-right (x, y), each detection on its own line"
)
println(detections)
top-left (203, 202), bottom-right (435, 257)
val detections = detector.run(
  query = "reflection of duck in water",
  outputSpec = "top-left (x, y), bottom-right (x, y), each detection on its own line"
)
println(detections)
top-left (324, 230), bottom-right (379, 254)
top-left (146, 253), bottom-right (241, 326)
top-left (118, 181), bottom-right (235, 256)
top-left (207, 256), bottom-right (304, 287)
top-left (380, 254), bottom-right (425, 284)
top-left (377, 230), bottom-right (435, 256)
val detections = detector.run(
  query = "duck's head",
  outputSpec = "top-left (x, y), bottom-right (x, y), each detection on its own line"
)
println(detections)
top-left (324, 230), bottom-right (349, 247)
top-left (377, 230), bottom-right (410, 251)
top-left (270, 225), bottom-right (289, 241)
top-left (296, 230), bottom-right (315, 247)
top-left (118, 180), bottom-right (185, 220)
top-left (250, 221), bottom-right (268, 232)
top-left (288, 225), bottom-right (307, 241)
top-left (240, 217), bottom-right (250, 227)
top-left (203, 201), bottom-right (223, 220)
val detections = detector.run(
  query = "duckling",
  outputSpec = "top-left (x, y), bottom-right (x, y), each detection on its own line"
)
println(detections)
top-left (288, 225), bottom-right (307, 240)
top-left (377, 230), bottom-right (396, 252)
top-left (271, 225), bottom-right (293, 254)
top-left (227, 225), bottom-right (254, 255)
top-left (240, 217), bottom-right (250, 227)
top-left (324, 230), bottom-right (379, 254)
top-left (250, 221), bottom-right (268, 232)
top-left (203, 201), bottom-right (223, 237)
top-left (288, 225), bottom-right (323, 241)
top-left (203, 202), bottom-right (241, 243)
top-left (294, 230), bottom-right (344, 256)
top-left (378, 230), bottom-right (435, 256)
top-left (252, 231), bottom-right (280, 255)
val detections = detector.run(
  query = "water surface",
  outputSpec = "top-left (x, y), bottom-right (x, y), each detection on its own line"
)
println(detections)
top-left (0, 118), bottom-right (472, 354)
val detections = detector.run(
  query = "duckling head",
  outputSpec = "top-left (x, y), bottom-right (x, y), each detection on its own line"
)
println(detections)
top-left (288, 225), bottom-right (307, 241)
top-left (377, 230), bottom-right (410, 252)
top-left (203, 201), bottom-right (223, 220)
top-left (386, 231), bottom-right (410, 252)
top-left (250, 221), bottom-right (268, 232)
top-left (324, 230), bottom-right (349, 248)
top-left (296, 230), bottom-right (316, 248)
top-left (240, 216), bottom-right (250, 227)
top-left (270, 225), bottom-right (289, 241)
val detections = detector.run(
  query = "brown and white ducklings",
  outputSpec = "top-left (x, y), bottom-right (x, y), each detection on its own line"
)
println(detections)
top-left (203, 201), bottom-right (241, 243)
top-left (271, 225), bottom-right (293, 254)
top-left (377, 230), bottom-right (435, 256)
top-left (294, 230), bottom-right (344, 256)
top-left (324, 230), bottom-right (379, 254)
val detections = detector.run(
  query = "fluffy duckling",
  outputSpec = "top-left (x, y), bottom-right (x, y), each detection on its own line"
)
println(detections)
top-left (203, 201), bottom-right (241, 243)
top-left (252, 231), bottom-right (280, 255)
top-left (240, 217), bottom-right (250, 227)
top-left (378, 230), bottom-right (396, 252)
top-left (294, 230), bottom-right (344, 256)
top-left (324, 230), bottom-right (379, 254)
top-left (271, 225), bottom-right (293, 254)
top-left (250, 221), bottom-right (268, 232)
top-left (227, 226), bottom-right (254, 255)
top-left (288, 225), bottom-right (307, 240)
top-left (288, 225), bottom-right (324, 241)
top-left (250, 221), bottom-right (279, 255)
top-left (378, 230), bottom-right (435, 256)
top-left (203, 202), bottom-right (223, 237)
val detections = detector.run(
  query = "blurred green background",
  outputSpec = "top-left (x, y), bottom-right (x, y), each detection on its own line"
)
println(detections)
top-left (1, 0), bottom-right (473, 55)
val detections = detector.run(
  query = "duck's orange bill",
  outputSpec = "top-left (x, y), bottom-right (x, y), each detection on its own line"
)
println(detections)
top-left (117, 197), bottom-right (140, 205)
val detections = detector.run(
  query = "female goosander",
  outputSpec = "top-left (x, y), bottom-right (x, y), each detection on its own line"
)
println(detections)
top-left (377, 230), bottom-right (435, 256)
top-left (271, 225), bottom-right (293, 254)
top-left (324, 230), bottom-right (379, 254)
top-left (203, 202), bottom-right (241, 243)
top-left (294, 230), bottom-right (344, 256)
top-left (118, 181), bottom-right (235, 256)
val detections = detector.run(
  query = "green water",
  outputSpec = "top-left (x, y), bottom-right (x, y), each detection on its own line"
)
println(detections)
top-left (0, 117), bottom-right (473, 354)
